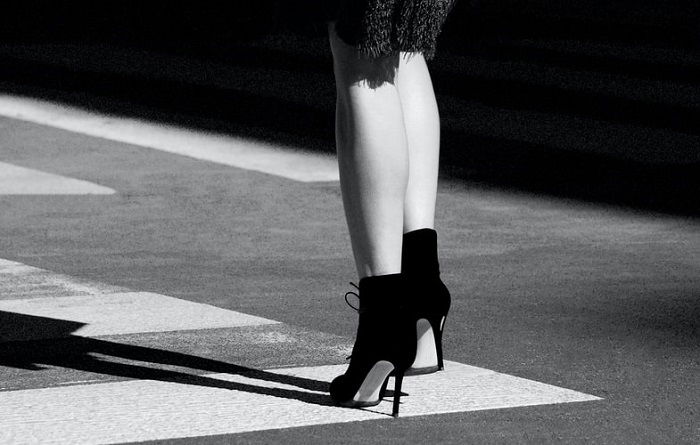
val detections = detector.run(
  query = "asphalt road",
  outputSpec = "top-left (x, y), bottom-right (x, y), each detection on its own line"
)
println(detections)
top-left (0, 100), bottom-right (698, 443)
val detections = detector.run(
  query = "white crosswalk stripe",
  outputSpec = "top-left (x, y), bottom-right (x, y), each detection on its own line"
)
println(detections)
top-left (0, 362), bottom-right (600, 445)
top-left (0, 95), bottom-right (340, 183)
top-left (0, 292), bottom-right (278, 341)
top-left (0, 258), bottom-right (277, 341)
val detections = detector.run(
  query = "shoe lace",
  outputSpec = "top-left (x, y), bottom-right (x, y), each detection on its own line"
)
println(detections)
top-left (343, 282), bottom-right (360, 360)
top-left (344, 281), bottom-right (360, 312)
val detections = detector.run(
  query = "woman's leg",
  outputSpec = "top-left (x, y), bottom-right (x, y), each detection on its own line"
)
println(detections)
top-left (329, 24), bottom-right (409, 279)
top-left (394, 54), bottom-right (449, 374)
top-left (328, 24), bottom-right (427, 416)
top-left (395, 53), bottom-right (441, 232)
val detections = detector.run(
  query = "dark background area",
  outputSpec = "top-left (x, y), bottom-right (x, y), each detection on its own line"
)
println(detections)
top-left (1, 1), bottom-right (699, 215)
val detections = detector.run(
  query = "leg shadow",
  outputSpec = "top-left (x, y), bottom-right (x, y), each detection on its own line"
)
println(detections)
top-left (0, 311), bottom-right (340, 407)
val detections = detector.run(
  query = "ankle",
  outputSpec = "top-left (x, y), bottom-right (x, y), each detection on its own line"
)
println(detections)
top-left (402, 228), bottom-right (441, 277)
top-left (358, 273), bottom-right (405, 306)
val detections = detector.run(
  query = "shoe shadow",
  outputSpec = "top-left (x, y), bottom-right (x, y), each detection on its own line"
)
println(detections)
top-left (0, 311), bottom-right (338, 407)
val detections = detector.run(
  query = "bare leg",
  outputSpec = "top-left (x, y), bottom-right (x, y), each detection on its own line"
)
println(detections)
top-left (329, 24), bottom-right (409, 279)
top-left (396, 53), bottom-right (441, 232)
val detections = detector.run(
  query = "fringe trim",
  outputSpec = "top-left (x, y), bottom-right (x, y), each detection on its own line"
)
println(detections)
top-left (335, 0), bottom-right (456, 60)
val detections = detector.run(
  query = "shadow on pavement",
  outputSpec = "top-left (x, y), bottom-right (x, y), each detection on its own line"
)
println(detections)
top-left (0, 311), bottom-right (344, 406)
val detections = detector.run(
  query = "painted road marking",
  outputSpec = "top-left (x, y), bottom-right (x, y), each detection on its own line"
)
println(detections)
top-left (0, 161), bottom-right (115, 195)
top-left (0, 361), bottom-right (600, 444)
top-left (0, 258), bottom-right (277, 341)
top-left (0, 95), bottom-right (340, 182)
top-left (0, 292), bottom-right (278, 341)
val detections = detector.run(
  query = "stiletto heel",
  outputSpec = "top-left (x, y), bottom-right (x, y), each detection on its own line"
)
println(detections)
top-left (392, 371), bottom-right (405, 417)
top-left (435, 315), bottom-right (445, 370)
top-left (330, 274), bottom-right (416, 413)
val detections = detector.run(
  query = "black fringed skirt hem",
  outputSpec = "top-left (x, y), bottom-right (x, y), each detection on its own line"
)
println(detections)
top-left (331, 0), bottom-right (457, 60)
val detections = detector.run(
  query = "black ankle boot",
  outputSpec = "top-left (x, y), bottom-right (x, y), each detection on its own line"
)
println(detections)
top-left (329, 274), bottom-right (416, 417)
top-left (402, 228), bottom-right (451, 374)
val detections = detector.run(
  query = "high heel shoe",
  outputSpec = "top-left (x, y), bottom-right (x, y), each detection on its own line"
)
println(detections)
top-left (330, 274), bottom-right (416, 417)
top-left (402, 229), bottom-right (451, 375)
